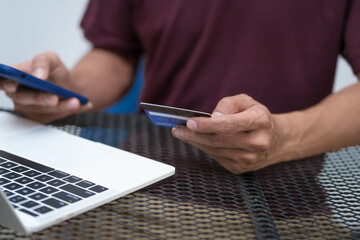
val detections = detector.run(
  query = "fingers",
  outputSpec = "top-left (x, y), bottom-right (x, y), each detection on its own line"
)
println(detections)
top-left (1, 52), bottom-right (89, 123)
top-left (212, 94), bottom-right (257, 115)
top-left (173, 125), bottom-right (271, 152)
top-left (14, 98), bottom-right (77, 113)
top-left (185, 94), bottom-right (272, 134)
top-left (172, 94), bottom-right (278, 174)
top-left (174, 135), bottom-right (264, 174)
top-left (14, 98), bottom-right (92, 123)
top-left (1, 80), bottom-right (19, 92)
top-left (208, 156), bottom-right (246, 174)
top-left (12, 52), bottom-right (61, 80)
top-left (174, 131), bottom-right (266, 165)
top-left (211, 155), bottom-right (265, 174)
top-left (11, 60), bottom-right (32, 72)
top-left (6, 88), bottom-right (59, 106)
top-left (187, 105), bottom-right (272, 134)
top-left (29, 52), bottom-right (58, 80)
top-left (2, 52), bottom-right (64, 94)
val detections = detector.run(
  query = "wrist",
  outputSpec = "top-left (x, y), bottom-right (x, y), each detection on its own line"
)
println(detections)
top-left (271, 112), bottom-right (305, 163)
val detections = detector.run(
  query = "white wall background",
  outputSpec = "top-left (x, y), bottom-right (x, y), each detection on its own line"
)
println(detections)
top-left (333, 57), bottom-right (358, 92)
top-left (0, 0), bottom-right (358, 110)
top-left (0, 0), bottom-right (90, 109)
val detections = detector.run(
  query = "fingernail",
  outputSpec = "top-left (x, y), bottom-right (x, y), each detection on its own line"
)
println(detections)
top-left (66, 98), bottom-right (79, 109)
top-left (44, 94), bottom-right (57, 105)
top-left (33, 68), bottom-right (46, 79)
top-left (3, 80), bottom-right (17, 92)
top-left (87, 102), bottom-right (93, 109)
top-left (212, 111), bottom-right (224, 116)
top-left (173, 127), bottom-right (184, 137)
top-left (187, 119), bottom-right (197, 130)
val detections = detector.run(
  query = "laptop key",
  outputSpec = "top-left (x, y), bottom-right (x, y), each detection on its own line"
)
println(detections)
top-left (40, 186), bottom-right (59, 194)
top-left (34, 206), bottom-right (53, 214)
top-left (29, 192), bottom-right (47, 201)
top-left (76, 180), bottom-right (95, 188)
top-left (47, 179), bottom-right (66, 187)
top-left (63, 176), bottom-right (82, 183)
top-left (89, 185), bottom-right (108, 193)
top-left (60, 184), bottom-right (95, 198)
top-left (43, 198), bottom-right (67, 209)
top-left (12, 166), bottom-right (30, 173)
top-left (48, 170), bottom-right (69, 179)
top-left (0, 167), bottom-right (10, 175)
top-left (27, 182), bottom-right (46, 190)
top-left (9, 195), bottom-right (27, 203)
top-left (0, 178), bottom-right (10, 185)
top-left (15, 177), bottom-right (34, 185)
top-left (35, 175), bottom-right (54, 182)
top-left (21, 200), bottom-right (40, 208)
top-left (23, 170), bottom-right (41, 177)
top-left (3, 189), bottom-right (14, 197)
top-left (3, 172), bottom-right (21, 180)
top-left (3, 182), bottom-right (22, 190)
top-left (0, 162), bottom-right (17, 169)
top-left (16, 188), bottom-right (35, 196)
top-left (20, 208), bottom-right (39, 217)
top-left (53, 191), bottom-right (82, 203)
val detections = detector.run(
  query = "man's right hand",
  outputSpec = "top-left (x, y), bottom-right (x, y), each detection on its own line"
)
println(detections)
top-left (0, 52), bottom-right (92, 123)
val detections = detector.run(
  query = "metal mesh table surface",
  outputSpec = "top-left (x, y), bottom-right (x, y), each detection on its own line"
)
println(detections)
top-left (1, 112), bottom-right (360, 239)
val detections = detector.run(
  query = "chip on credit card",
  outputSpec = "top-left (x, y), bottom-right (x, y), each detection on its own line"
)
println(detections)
top-left (140, 102), bottom-right (212, 128)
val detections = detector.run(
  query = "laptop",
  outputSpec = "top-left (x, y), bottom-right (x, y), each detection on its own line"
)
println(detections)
top-left (0, 111), bottom-right (175, 234)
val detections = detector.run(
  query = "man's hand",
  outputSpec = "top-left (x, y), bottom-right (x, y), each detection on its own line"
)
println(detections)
top-left (172, 94), bottom-right (287, 174)
top-left (0, 52), bottom-right (92, 123)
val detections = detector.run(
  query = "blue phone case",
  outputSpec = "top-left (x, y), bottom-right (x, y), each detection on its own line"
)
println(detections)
top-left (0, 63), bottom-right (88, 104)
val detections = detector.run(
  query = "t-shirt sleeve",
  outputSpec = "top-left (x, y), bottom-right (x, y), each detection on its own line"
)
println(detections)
top-left (80, 0), bottom-right (142, 56)
top-left (341, 0), bottom-right (360, 76)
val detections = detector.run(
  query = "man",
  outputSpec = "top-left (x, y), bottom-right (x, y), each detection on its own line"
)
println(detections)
top-left (1, 0), bottom-right (360, 174)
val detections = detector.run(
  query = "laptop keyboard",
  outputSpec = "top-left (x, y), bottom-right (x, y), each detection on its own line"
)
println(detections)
top-left (0, 150), bottom-right (108, 217)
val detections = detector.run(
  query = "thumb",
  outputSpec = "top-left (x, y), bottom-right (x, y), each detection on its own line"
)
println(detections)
top-left (30, 52), bottom-right (60, 80)
top-left (32, 68), bottom-right (48, 80)
top-left (212, 94), bottom-right (257, 116)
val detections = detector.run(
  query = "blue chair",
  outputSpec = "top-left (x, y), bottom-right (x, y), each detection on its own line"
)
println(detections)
top-left (103, 60), bottom-right (143, 114)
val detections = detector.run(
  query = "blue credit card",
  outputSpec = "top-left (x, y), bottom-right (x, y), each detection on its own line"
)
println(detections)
top-left (140, 102), bottom-right (211, 128)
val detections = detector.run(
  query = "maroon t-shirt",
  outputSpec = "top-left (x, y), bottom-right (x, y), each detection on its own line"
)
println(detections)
top-left (81, 0), bottom-right (360, 113)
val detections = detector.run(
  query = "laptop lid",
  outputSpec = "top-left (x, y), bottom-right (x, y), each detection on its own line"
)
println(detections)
top-left (0, 189), bottom-right (27, 233)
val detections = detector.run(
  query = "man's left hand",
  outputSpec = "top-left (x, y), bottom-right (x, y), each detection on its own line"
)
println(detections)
top-left (172, 94), bottom-right (288, 174)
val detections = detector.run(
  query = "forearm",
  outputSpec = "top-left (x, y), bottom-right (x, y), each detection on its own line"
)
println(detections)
top-left (70, 48), bottom-right (139, 110)
top-left (275, 79), bottom-right (360, 162)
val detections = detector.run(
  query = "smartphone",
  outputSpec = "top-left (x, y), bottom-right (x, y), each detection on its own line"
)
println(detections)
top-left (0, 63), bottom-right (88, 104)
top-left (140, 102), bottom-right (211, 128)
